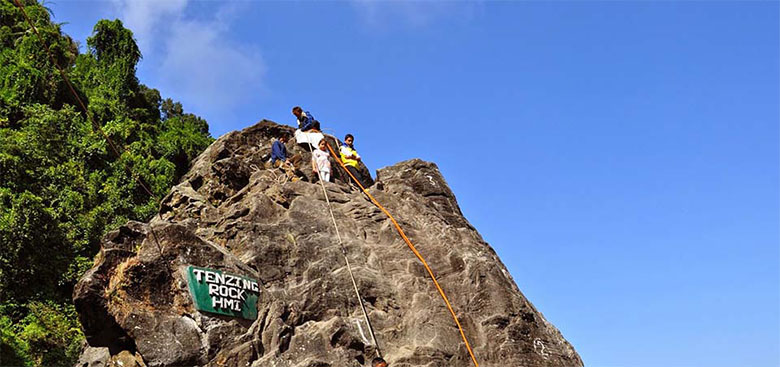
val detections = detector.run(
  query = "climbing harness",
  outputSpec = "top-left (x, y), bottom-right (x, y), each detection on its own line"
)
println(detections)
top-left (302, 134), bottom-right (383, 359)
top-left (325, 142), bottom-right (480, 367)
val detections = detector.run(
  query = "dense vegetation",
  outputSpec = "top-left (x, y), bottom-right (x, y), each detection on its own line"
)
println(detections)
top-left (0, 1), bottom-right (214, 365)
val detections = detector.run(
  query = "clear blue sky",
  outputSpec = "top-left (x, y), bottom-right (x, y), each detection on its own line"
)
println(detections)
top-left (51, 1), bottom-right (778, 366)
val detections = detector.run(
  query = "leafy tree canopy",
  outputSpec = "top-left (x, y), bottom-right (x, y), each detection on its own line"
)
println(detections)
top-left (0, 2), bottom-right (214, 365)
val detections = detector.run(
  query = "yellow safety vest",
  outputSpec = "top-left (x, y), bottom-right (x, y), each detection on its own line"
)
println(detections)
top-left (340, 145), bottom-right (360, 168)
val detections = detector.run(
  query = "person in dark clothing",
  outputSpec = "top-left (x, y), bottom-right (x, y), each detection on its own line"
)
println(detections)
top-left (292, 106), bottom-right (320, 131)
top-left (270, 134), bottom-right (291, 165)
top-left (266, 133), bottom-right (300, 181)
top-left (371, 357), bottom-right (388, 367)
top-left (339, 134), bottom-right (370, 188)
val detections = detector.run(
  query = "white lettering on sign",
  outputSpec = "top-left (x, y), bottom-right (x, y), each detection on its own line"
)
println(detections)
top-left (192, 268), bottom-right (205, 282)
top-left (193, 268), bottom-right (260, 312)
top-left (208, 283), bottom-right (219, 296)
top-left (212, 297), bottom-right (241, 311)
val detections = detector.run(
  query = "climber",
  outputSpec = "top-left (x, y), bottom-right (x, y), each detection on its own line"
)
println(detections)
top-left (312, 138), bottom-right (331, 183)
top-left (292, 106), bottom-right (325, 147)
top-left (292, 106), bottom-right (320, 132)
top-left (371, 357), bottom-right (388, 367)
top-left (266, 132), bottom-right (301, 181)
top-left (339, 133), bottom-right (370, 188)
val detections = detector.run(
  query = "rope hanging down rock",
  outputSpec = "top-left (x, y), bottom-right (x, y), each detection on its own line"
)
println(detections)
top-left (16, 0), bottom-right (474, 360)
top-left (325, 142), bottom-right (480, 367)
top-left (302, 134), bottom-right (383, 359)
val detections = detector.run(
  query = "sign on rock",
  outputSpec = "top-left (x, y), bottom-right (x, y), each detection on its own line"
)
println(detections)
top-left (186, 266), bottom-right (260, 320)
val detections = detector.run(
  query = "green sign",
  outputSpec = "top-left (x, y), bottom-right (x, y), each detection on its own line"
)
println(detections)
top-left (186, 266), bottom-right (260, 320)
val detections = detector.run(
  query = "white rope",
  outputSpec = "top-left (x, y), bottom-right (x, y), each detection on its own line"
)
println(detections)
top-left (355, 318), bottom-right (371, 345)
top-left (303, 132), bottom-right (383, 358)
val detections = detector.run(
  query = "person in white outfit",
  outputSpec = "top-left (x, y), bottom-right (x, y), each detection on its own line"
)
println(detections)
top-left (311, 139), bottom-right (331, 182)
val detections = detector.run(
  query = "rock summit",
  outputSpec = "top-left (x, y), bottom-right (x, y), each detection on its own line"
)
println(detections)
top-left (73, 120), bottom-right (583, 367)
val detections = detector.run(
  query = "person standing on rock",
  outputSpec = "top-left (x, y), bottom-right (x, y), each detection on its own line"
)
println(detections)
top-left (292, 106), bottom-right (320, 131)
top-left (371, 357), bottom-right (388, 367)
top-left (266, 133), bottom-right (301, 181)
top-left (340, 133), bottom-right (370, 188)
top-left (312, 139), bottom-right (331, 182)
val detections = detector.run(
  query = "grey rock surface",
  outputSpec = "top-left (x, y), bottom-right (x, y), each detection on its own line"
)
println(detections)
top-left (73, 120), bottom-right (582, 367)
top-left (75, 346), bottom-right (110, 367)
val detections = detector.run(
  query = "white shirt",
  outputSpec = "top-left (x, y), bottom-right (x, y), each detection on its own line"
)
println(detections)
top-left (340, 145), bottom-right (360, 159)
top-left (312, 149), bottom-right (331, 172)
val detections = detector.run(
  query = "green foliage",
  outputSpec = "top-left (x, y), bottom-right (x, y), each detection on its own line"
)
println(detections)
top-left (19, 302), bottom-right (85, 366)
top-left (0, 1), bottom-right (214, 366)
top-left (0, 313), bottom-right (32, 367)
top-left (0, 302), bottom-right (84, 367)
top-left (0, 190), bottom-right (69, 302)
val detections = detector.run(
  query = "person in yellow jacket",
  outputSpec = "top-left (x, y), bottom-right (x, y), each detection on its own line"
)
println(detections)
top-left (340, 134), bottom-right (370, 188)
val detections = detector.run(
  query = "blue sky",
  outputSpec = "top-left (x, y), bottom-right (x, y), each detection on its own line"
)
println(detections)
top-left (51, 1), bottom-right (778, 366)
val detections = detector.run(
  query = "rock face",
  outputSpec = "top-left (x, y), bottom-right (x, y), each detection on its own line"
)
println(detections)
top-left (73, 120), bottom-right (583, 367)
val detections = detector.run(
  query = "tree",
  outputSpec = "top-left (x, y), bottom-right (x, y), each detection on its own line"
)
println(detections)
top-left (0, 2), bottom-right (214, 365)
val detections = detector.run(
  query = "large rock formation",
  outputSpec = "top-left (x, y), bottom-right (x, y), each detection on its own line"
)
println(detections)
top-left (73, 120), bottom-right (583, 367)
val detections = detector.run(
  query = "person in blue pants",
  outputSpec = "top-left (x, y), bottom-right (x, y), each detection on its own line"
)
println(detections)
top-left (266, 133), bottom-right (300, 181)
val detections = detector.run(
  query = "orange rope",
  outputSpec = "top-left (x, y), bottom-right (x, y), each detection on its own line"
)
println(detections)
top-left (327, 142), bottom-right (479, 367)
top-left (16, 1), bottom-right (478, 361)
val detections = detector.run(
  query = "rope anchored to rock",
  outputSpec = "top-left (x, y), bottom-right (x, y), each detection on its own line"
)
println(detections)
top-left (325, 142), bottom-right (480, 367)
top-left (16, 0), bottom-right (477, 359)
top-left (302, 134), bottom-right (384, 359)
